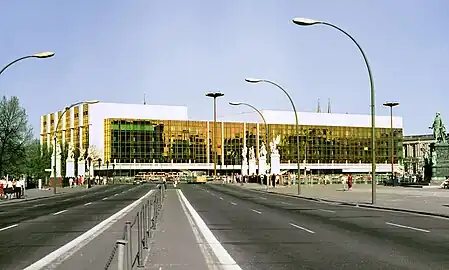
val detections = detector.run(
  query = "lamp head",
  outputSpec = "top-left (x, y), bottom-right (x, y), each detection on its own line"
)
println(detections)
top-left (86, 100), bottom-right (100, 104)
top-left (229, 102), bottom-right (242, 106)
top-left (205, 92), bottom-right (224, 98)
top-left (245, 78), bottom-right (263, 83)
top-left (292, 18), bottom-right (321, 26)
top-left (33, 52), bottom-right (55, 58)
top-left (383, 101), bottom-right (400, 107)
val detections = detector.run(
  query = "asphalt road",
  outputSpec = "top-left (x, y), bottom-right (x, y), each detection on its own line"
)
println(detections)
top-left (181, 183), bottom-right (449, 270)
top-left (0, 183), bottom-right (156, 270)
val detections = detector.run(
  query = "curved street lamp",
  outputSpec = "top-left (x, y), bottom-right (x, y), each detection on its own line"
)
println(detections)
top-left (52, 100), bottom-right (99, 194)
top-left (292, 17), bottom-right (377, 204)
top-left (245, 78), bottom-right (302, 195)
top-left (0, 52), bottom-right (55, 76)
top-left (229, 101), bottom-right (270, 189)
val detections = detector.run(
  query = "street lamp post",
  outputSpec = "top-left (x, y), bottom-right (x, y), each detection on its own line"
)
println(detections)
top-left (205, 92), bottom-right (224, 181)
top-left (383, 102), bottom-right (399, 183)
top-left (0, 52), bottom-right (55, 76)
top-left (52, 100), bottom-right (99, 194)
top-left (229, 101), bottom-right (270, 190)
top-left (292, 17), bottom-right (377, 204)
top-left (245, 78), bottom-right (302, 195)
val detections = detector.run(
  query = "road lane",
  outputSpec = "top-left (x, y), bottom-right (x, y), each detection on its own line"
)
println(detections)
top-left (0, 184), bottom-right (156, 270)
top-left (181, 184), bottom-right (449, 269)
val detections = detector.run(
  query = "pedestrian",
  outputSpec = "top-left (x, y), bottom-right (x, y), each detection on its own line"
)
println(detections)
top-left (347, 174), bottom-right (353, 190)
top-left (69, 177), bottom-right (73, 188)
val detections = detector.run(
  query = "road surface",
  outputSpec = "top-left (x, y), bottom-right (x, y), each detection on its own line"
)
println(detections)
top-left (181, 183), bottom-right (449, 270)
top-left (0, 184), bottom-right (156, 270)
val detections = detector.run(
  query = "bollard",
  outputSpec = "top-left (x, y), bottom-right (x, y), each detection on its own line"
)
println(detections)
top-left (146, 200), bottom-right (150, 237)
top-left (137, 212), bottom-right (143, 267)
top-left (143, 203), bottom-right (148, 249)
top-left (116, 240), bottom-right (127, 270)
top-left (125, 221), bottom-right (132, 270)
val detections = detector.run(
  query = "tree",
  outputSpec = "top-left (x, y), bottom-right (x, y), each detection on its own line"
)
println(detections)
top-left (0, 96), bottom-right (33, 177)
top-left (23, 139), bottom-right (52, 179)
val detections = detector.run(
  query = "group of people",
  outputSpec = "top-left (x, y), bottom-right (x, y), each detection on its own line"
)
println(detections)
top-left (0, 177), bottom-right (25, 199)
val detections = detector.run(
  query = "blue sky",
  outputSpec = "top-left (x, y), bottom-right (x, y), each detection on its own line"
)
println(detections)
top-left (1, 0), bottom-right (448, 136)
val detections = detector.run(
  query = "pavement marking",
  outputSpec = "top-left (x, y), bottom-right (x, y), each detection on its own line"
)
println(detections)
top-left (176, 190), bottom-right (220, 268)
top-left (386, 222), bottom-right (430, 233)
top-left (114, 193), bottom-right (119, 196)
top-left (24, 189), bottom-right (155, 270)
top-left (250, 209), bottom-right (262, 214)
top-left (53, 210), bottom-right (68, 216)
top-left (102, 197), bottom-right (108, 200)
top-left (84, 202), bottom-right (92, 206)
top-left (219, 197), bottom-right (224, 200)
top-left (0, 224), bottom-right (18, 232)
top-left (259, 197), bottom-right (267, 200)
top-left (289, 223), bottom-right (315, 234)
top-left (178, 190), bottom-right (242, 269)
top-left (230, 202), bottom-right (237, 206)
top-left (318, 209), bottom-right (336, 213)
top-left (32, 203), bottom-right (45, 208)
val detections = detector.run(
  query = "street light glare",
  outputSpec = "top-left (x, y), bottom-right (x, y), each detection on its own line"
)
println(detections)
top-left (229, 102), bottom-right (242, 106)
top-left (245, 78), bottom-right (262, 83)
top-left (292, 18), bottom-right (321, 26)
top-left (32, 52), bottom-right (55, 58)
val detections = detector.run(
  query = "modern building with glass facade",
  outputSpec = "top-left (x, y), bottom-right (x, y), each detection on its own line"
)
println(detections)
top-left (40, 102), bottom-right (404, 175)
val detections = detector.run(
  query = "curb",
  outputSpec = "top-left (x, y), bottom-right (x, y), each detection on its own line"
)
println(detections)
top-left (235, 185), bottom-right (449, 219)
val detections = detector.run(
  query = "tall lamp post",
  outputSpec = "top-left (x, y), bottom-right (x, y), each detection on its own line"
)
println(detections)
top-left (52, 100), bottom-right (99, 194)
top-left (245, 78), bottom-right (302, 195)
top-left (292, 18), bottom-right (377, 204)
top-left (383, 101), bottom-right (399, 183)
top-left (229, 101), bottom-right (270, 189)
top-left (205, 92), bottom-right (224, 181)
top-left (0, 52), bottom-right (55, 76)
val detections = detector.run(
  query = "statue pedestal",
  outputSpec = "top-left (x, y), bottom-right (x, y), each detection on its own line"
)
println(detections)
top-left (241, 161), bottom-right (248, 176)
top-left (431, 143), bottom-right (449, 184)
top-left (249, 159), bottom-right (257, 175)
top-left (66, 158), bottom-right (75, 178)
top-left (258, 156), bottom-right (267, 175)
top-left (271, 153), bottom-right (280, 175)
top-left (78, 160), bottom-right (86, 177)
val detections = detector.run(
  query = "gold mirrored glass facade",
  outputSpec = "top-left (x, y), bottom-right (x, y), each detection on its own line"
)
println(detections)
top-left (104, 118), bottom-right (403, 166)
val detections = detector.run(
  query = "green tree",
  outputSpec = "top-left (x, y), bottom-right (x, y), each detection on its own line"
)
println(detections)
top-left (0, 96), bottom-right (33, 176)
top-left (23, 139), bottom-right (52, 179)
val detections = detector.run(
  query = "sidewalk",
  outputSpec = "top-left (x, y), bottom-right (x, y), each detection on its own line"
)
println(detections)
top-left (238, 183), bottom-right (449, 217)
top-left (144, 189), bottom-right (212, 269)
top-left (0, 185), bottom-right (106, 205)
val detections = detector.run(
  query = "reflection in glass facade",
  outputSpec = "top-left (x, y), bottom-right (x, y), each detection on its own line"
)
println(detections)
top-left (104, 118), bottom-right (403, 166)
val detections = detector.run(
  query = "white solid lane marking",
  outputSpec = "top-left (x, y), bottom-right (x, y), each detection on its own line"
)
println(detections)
top-left (386, 222), bottom-right (430, 233)
top-left (32, 203), bottom-right (45, 208)
top-left (230, 202), bottom-right (237, 206)
top-left (318, 209), bottom-right (336, 213)
top-left (102, 197), bottom-right (108, 200)
top-left (53, 210), bottom-right (68, 216)
top-left (0, 224), bottom-right (18, 232)
top-left (24, 190), bottom-right (155, 270)
top-left (177, 190), bottom-right (241, 269)
top-left (250, 209), bottom-right (262, 214)
top-left (219, 197), bottom-right (224, 200)
top-left (259, 197), bottom-right (267, 200)
top-left (62, 198), bottom-right (71, 202)
top-left (84, 202), bottom-right (92, 206)
top-left (289, 223), bottom-right (315, 234)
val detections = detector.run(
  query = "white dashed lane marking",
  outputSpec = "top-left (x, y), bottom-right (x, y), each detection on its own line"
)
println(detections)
top-left (289, 223), bottom-right (315, 234)
top-left (230, 202), bottom-right (237, 206)
top-left (84, 202), bottom-right (92, 206)
top-left (102, 197), bottom-right (108, 201)
top-left (250, 209), bottom-right (262, 214)
top-left (219, 197), bottom-right (224, 200)
top-left (0, 224), bottom-right (18, 232)
top-left (318, 209), bottom-right (336, 213)
top-left (386, 222), bottom-right (430, 233)
top-left (53, 210), bottom-right (68, 216)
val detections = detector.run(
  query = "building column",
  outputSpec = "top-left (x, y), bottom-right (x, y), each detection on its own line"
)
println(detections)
top-left (206, 121), bottom-right (210, 164)
top-left (221, 122), bottom-right (225, 167)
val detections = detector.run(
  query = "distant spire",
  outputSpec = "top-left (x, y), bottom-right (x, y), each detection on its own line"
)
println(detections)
top-left (327, 98), bottom-right (331, 113)
top-left (144, 93), bottom-right (146, 105)
top-left (317, 98), bottom-right (321, 113)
